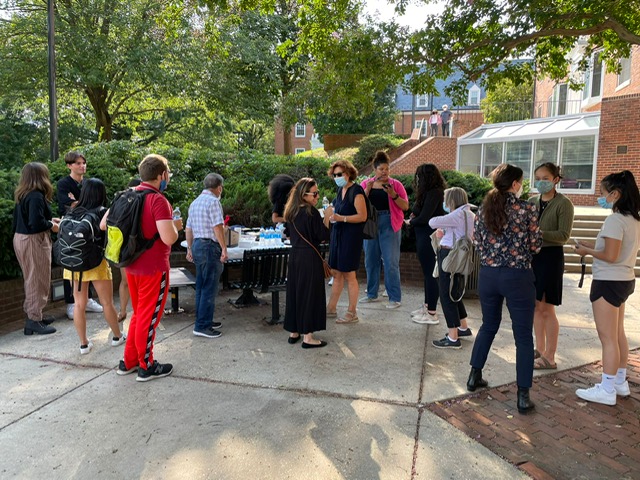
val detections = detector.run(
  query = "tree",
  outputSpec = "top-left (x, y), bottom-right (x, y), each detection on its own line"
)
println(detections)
top-left (481, 75), bottom-right (534, 124)
top-left (0, 0), bottom-right (210, 142)
top-left (401, 0), bottom-right (640, 101)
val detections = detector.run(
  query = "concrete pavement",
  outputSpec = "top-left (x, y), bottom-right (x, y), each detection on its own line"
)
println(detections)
top-left (1, 273), bottom-right (638, 479)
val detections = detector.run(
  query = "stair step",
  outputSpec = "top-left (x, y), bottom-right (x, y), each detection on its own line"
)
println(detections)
top-left (570, 228), bottom-right (601, 237)
top-left (573, 214), bottom-right (608, 222)
top-left (564, 264), bottom-right (640, 276)
top-left (571, 220), bottom-right (605, 229)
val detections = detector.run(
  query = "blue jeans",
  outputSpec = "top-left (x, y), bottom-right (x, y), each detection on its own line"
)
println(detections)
top-left (192, 238), bottom-right (223, 331)
top-left (364, 211), bottom-right (402, 302)
top-left (470, 266), bottom-right (536, 388)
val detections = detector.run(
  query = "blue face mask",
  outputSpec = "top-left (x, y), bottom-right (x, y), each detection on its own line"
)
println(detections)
top-left (535, 180), bottom-right (555, 194)
top-left (159, 179), bottom-right (167, 192)
top-left (442, 202), bottom-right (450, 213)
top-left (597, 196), bottom-right (613, 209)
top-left (335, 176), bottom-right (347, 188)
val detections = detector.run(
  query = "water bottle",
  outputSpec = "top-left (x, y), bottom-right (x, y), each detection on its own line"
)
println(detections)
top-left (259, 227), bottom-right (266, 246)
top-left (322, 196), bottom-right (330, 209)
top-left (172, 206), bottom-right (181, 220)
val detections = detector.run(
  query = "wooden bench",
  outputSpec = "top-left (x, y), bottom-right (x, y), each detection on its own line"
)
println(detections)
top-left (228, 247), bottom-right (290, 324)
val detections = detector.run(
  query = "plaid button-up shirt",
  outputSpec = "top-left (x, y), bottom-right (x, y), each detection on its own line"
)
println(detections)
top-left (186, 189), bottom-right (224, 240)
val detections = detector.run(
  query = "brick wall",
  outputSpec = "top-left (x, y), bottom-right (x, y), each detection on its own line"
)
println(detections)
top-left (323, 134), bottom-right (366, 152)
top-left (389, 137), bottom-right (458, 175)
top-left (602, 45), bottom-right (640, 98)
top-left (274, 122), bottom-right (315, 155)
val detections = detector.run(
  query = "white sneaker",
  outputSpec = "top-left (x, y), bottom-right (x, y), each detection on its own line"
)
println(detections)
top-left (382, 290), bottom-right (388, 297)
top-left (386, 301), bottom-right (401, 309)
top-left (614, 381), bottom-right (630, 397)
top-left (80, 341), bottom-right (94, 355)
top-left (359, 296), bottom-right (380, 303)
top-left (86, 298), bottom-right (104, 313)
top-left (66, 304), bottom-right (75, 320)
top-left (411, 305), bottom-right (426, 317)
top-left (412, 313), bottom-right (439, 325)
top-left (328, 277), bottom-right (334, 286)
top-left (575, 384), bottom-right (616, 406)
top-left (111, 333), bottom-right (126, 347)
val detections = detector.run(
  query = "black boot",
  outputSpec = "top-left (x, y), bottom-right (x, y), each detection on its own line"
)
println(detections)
top-left (24, 319), bottom-right (56, 335)
top-left (467, 367), bottom-right (488, 392)
top-left (42, 315), bottom-right (56, 325)
top-left (517, 387), bottom-right (535, 414)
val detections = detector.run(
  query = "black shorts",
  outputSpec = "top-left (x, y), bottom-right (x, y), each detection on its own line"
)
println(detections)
top-left (532, 246), bottom-right (564, 305)
top-left (589, 279), bottom-right (635, 307)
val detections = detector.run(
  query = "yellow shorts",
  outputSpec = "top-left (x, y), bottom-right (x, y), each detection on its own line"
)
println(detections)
top-left (64, 258), bottom-right (112, 283)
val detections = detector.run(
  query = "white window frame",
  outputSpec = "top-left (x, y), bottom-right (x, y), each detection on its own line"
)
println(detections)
top-left (468, 84), bottom-right (481, 106)
top-left (416, 94), bottom-right (429, 107)
top-left (294, 148), bottom-right (306, 155)
top-left (617, 55), bottom-right (632, 89)
top-left (582, 51), bottom-right (603, 105)
top-left (415, 120), bottom-right (427, 135)
top-left (295, 123), bottom-right (306, 138)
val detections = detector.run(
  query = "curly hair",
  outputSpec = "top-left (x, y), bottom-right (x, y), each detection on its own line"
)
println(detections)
top-left (328, 160), bottom-right (358, 182)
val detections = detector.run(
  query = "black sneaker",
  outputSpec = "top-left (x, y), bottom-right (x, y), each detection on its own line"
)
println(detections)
top-left (432, 336), bottom-right (462, 349)
top-left (136, 361), bottom-right (173, 382)
top-left (193, 327), bottom-right (222, 338)
top-left (457, 327), bottom-right (473, 338)
top-left (116, 360), bottom-right (137, 376)
top-left (212, 322), bottom-right (223, 329)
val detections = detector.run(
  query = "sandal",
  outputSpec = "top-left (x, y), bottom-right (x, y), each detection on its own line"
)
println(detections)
top-left (534, 356), bottom-right (557, 370)
top-left (326, 311), bottom-right (337, 318)
top-left (117, 312), bottom-right (127, 322)
top-left (534, 349), bottom-right (541, 359)
top-left (336, 311), bottom-right (359, 324)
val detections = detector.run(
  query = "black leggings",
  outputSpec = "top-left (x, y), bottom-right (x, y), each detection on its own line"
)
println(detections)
top-left (437, 249), bottom-right (468, 328)
top-left (415, 227), bottom-right (439, 311)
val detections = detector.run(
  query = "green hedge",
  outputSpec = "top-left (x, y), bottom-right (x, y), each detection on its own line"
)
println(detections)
top-left (0, 139), bottom-right (502, 279)
top-left (353, 134), bottom-right (404, 171)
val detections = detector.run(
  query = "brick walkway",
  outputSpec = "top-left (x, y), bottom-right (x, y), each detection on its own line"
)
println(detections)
top-left (427, 349), bottom-right (640, 480)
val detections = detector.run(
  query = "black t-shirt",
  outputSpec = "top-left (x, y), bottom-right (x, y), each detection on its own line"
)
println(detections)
top-left (57, 175), bottom-right (83, 215)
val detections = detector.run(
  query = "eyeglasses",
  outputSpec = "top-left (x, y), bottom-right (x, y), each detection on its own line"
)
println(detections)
top-left (332, 172), bottom-right (344, 178)
top-left (305, 191), bottom-right (319, 197)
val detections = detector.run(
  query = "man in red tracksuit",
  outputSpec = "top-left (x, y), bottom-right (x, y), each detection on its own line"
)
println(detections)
top-left (116, 154), bottom-right (182, 381)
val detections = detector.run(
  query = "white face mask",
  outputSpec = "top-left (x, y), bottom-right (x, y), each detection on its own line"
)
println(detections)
top-left (516, 183), bottom-right (524, 198)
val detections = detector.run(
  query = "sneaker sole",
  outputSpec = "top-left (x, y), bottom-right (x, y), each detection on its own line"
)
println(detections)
top-left (116, 368), bottom-right (137, 376)
top-left (412, 319), bottom-right (439, 325)
top-left (193, 330), bottom-right (222, 339)
top-left (575, 391), bottom-right (616, 405)
top-left (432, 343), bottom-right (462, 349)
top-left (136, 370), bottom-right (173, 382)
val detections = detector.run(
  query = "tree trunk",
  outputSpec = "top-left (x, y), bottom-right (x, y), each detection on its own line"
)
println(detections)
top-left (85, 85), bottom-right (113, 141)
top-left (283, 124), bottom-right (292, 155)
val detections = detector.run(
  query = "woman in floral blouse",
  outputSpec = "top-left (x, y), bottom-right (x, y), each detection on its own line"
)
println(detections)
top-left (467, 164), bottom-right (542, 415)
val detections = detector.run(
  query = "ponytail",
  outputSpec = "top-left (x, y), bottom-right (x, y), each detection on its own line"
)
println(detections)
top-left (482, 164), bottom-right (523, 235)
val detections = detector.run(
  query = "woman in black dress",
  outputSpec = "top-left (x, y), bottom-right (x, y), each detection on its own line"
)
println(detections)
top-left (283, 178), bottom-right (331, 348)
top-left (325, 160), bottom-right (368, 324)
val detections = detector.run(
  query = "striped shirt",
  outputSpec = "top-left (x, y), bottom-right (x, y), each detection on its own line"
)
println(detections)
top-left (186, 189), bottom-right (224, 240)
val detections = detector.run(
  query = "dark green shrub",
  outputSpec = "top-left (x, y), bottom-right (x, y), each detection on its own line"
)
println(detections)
top-left (442, 170), bottom-right (493, 207)
top-left (221, 180), bottom-right (272, 227)
top-left (0, 169), bottom-right (22, 279)
top-left (353, 134), bottom-right (404, 171)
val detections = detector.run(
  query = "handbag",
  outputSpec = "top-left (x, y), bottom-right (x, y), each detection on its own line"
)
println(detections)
top-left (441, 210), bottom-right (475, 302)
top-left (362, 194), bottom-right (378, 240)
top-left (293, 222), bottom-right (332, 279)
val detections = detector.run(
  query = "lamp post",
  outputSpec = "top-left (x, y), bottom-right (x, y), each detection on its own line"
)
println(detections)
top-left (47, 0), bottom-right (58, 162)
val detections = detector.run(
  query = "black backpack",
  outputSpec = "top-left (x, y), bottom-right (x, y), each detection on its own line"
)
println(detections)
top-left (53, 207), bottom-right (104, 285)
top-left (104, 188), bottom-right (160, 268)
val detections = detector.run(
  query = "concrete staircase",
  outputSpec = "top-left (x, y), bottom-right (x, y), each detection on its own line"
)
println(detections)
top-left (564, 213), bottom-right (640, 276)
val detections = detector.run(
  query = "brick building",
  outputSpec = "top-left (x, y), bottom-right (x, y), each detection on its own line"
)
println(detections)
top-left (457, 43), bottom-right (640, 206)
top-left (274, 122), bottom-right (321, 155)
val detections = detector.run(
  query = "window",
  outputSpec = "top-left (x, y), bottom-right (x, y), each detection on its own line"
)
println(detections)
top-left (551, 84), bottom-right (568, 116)
top-left (534, 139), bottom-right (559, 166)
top-left (458, 144), bottom-right (482, 175)
top-left (505, 141), bottom-right (533, 181)
top-left (618, 56), bottom-right (631, 87)
top-left (294, 148), bottom-right (305, 155)
top-left (559, 136), bottom-right (595, 190)
top-left (416, 94), bottom-right (429, 107)
top-left (295, 123), bottom-right (306, 137)
top-left (468, 84), bottom-right (481, 106)
top-left (483, 143), bottom-right (503, 177)
top-left (415, 120), bottom-right (427, 135)
top-left (583, 52), bottom-right (603, 100)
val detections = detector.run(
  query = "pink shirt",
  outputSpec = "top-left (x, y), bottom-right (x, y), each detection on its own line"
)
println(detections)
top-left (360, 177), bottom-right (408, 233)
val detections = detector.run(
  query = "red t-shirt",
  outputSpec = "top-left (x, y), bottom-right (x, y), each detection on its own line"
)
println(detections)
top-left (125, 183), bottom-right (173, 275)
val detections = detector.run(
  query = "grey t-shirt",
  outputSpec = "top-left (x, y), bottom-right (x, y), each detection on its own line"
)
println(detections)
top-left (592, 212), bottom-right (640, 281)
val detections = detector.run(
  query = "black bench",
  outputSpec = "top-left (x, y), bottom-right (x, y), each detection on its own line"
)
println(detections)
top-left (228, 247), bottom-right (290, 324)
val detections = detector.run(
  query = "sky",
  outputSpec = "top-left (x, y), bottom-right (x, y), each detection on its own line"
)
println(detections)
top-left (363, 0), bottom-right (445, 31)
